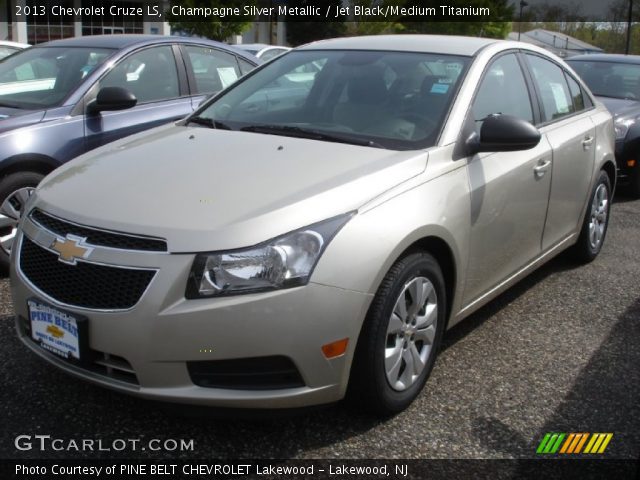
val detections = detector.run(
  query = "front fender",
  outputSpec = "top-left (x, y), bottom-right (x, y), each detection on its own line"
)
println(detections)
top-left (312, 162), bottom-right (470, 326)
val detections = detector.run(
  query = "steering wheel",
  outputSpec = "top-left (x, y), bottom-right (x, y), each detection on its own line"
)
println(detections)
top-left (399, 113), bottom-right (437, 137)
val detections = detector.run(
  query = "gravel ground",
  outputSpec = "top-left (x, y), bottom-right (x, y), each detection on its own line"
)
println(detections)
top-left (0, 196), bottom-right (638, 461)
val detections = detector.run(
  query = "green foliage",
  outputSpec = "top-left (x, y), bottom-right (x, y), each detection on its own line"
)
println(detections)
top-left (166, 0), bottom-right (255, 41)
top-left (286, 0), bottom-right (347, 46)
top-left (394, 0), bottom-right (514, 38)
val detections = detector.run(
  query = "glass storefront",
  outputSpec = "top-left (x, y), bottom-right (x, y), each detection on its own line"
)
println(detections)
top-left (5, 0), bottom-right (145, 44)
top-left (80, 1), bottom-right (143, 37)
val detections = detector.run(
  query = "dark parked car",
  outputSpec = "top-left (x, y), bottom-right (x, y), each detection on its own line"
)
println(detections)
top-left (0, 35), bottom-right (259, 268)
top-left (567, 54), bottom-right (640, 196)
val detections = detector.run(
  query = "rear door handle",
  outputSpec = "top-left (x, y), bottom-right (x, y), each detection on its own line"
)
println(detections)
top-left (534, 159), bottom-right (551, 179)
top-left (582, 136), bottom-right (594, 149)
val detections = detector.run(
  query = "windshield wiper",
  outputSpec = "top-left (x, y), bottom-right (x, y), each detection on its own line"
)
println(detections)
top-left (186, 116), bottom-right (232, 129)
top-left (593, 93), bottom-right (636, 101)
top-left (0, 101), bottom-right (21, 109)
top-left (240, 124), bottom-right (384, 148)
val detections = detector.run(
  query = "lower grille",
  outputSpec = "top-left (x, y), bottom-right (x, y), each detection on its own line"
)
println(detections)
top-left (19, 236), bottom-right (155, 310)
top-left (91, 352), bottom-right (139, 385)
top-left (18, 316), bottom-right (139, 386)
top-left (187, 356), bottom-right (305, 390)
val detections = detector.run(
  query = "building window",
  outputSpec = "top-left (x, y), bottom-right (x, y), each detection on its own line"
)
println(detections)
top-left (81, 1), bottom-right (143, 36)
top-left (26, 0), bottom-right (74, 44)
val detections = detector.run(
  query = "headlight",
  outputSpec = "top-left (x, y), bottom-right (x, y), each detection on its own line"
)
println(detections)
top-left (186, 213), bottom-right (354, 298)
top-left (614, 118), bottom-right (635, 140)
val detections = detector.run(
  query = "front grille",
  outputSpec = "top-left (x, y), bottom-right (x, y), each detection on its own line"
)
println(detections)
top-left (20, 237), bottom-right (155, 310)
top-left (30, 209), bottom-right (167, 252)
top-left (187, 356), bottom-right (306, 390)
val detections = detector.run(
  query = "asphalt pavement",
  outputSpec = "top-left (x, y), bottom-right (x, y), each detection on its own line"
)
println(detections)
top-left (1, 195), bottom-right (639, 461)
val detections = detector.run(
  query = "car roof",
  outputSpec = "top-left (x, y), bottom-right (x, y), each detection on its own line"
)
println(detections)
top-left (567, 53), bottom-right (640, 64)
top-left (0, 40), bottom-right (30, 49)
top-left (236, 43), bottom-right (271, 50)
top-left (34, 34), bottom-right (258, 63)
top-left (298, 34), bottom-right (499, 56)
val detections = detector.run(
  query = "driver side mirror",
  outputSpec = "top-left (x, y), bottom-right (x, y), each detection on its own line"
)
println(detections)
top-left (466, 114), bottom-right (541, 155)
top-left (87, 86), bottom-right (137, 114)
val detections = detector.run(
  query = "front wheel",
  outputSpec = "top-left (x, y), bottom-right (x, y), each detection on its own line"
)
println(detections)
top-left (571, 171), bottom-right (612, 263)
top-left (0, 171), bottom-right (44, 272)
top-left (348, 252), bottom-right (446, 415)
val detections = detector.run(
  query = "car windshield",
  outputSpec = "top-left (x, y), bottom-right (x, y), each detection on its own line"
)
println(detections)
top-left (568, 60), bottom-right (640, 100)
top-left (0, 46), bottom-right (114, 109)
top-left (195, 50), bottom-right (469, 150)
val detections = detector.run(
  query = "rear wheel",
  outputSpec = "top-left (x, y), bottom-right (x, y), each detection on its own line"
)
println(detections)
top-left (572, 170), bottom-right (611, 263)
top-left (348, 252), bottom-right (446, 415)
top-left (0, 171), bottom-right (44, 271)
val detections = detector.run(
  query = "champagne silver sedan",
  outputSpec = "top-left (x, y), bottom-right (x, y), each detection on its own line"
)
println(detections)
top-left (10, 35), bottom-right (615, 415)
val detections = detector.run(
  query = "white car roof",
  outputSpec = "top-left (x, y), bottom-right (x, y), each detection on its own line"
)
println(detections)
top-left (299, 35), bottom-right (500, 56)
top-left (0, 40), bottom-right (30, 49)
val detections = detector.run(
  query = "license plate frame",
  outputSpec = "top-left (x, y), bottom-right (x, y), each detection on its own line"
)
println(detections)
top-left (27, 298), bottom-right (89, 362)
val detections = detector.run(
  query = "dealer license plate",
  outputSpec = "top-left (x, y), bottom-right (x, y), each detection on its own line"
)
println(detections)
top-left (28, 299), bottom-right (82, 360)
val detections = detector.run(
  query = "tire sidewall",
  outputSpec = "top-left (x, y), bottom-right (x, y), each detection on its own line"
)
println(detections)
top-left (583, 172), bottom-right (612, 259)
top-left (370, 253), bottom-right (446, 412)
top-left (0, 171), bottom-right (44, 269)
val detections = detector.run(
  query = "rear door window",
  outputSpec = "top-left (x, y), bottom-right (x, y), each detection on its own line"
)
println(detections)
top-left (526, 54), bottom-right (574, 123)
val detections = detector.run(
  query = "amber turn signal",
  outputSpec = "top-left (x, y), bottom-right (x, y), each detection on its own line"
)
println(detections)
top-left (322, 338), bottom-right (349, 358)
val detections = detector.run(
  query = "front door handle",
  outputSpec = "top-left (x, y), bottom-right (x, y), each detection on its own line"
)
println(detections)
top-left (582, 136), bottom-right (594, 149)
top-left (534, 159), bottom-right (551, 179)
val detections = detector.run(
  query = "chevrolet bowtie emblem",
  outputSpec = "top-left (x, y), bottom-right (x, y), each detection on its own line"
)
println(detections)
top-left (50, 234), bottom-right (93, 265)
top-left (46, 325), bottom-right (64, 338)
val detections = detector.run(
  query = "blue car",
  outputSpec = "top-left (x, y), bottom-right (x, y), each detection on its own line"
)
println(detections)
top-left (0, 35), bottom-right (259, 268)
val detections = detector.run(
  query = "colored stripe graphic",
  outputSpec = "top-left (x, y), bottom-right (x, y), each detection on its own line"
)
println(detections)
top-left (536, 433), bottom-right (552, 454)
top-left (537, 433), bottom-right (612, 454)
top-left (598, 433), bottom-right (613, 453)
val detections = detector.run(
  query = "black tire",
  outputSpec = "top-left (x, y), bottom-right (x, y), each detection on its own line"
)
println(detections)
top-left (571, 170), bottom-right (612, 263)
top-left (631, 167), bottom-right (640, 199)
top-left (0, 171), bottom-right (44, 272)
top-left (348, 252), bottom-right (446, 416)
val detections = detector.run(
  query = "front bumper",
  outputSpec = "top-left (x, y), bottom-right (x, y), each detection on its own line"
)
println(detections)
top-left (615, 137), bottom-right (639, 184)
top-left (11, 227), bottom-right (373, 409)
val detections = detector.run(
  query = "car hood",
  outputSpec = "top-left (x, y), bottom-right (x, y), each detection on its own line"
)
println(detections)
top-left (0, 107), bottom-right (45, 133)
top-left (596, 96), bottom-right (640, 119)
top-left (34, 124), bottom-right (428, 252)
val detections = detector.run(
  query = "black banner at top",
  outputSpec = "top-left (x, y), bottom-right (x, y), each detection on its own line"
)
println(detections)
top-left (9, 0), bottom-right (640, 23)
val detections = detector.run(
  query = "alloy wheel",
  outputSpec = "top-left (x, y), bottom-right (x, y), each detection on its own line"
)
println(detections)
top-left (385, 276), bottom-right (438, 391)
top-left (0, 186), bottom-right (35, 256)
top-left (588, 183), bottom-right (608, 251)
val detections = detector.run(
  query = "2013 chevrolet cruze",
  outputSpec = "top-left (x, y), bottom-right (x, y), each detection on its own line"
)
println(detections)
top-left (10, 35), bottom-right (615, 415)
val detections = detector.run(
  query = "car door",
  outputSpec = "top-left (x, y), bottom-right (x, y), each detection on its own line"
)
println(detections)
top-left (523, 54), bottom-right (597, 250)
top-left (83, 44), bottom-right (192, 152)
top-left (180, 44), bottom-right (245, 110)
top-left (462, 52), bottom-right (553, 305)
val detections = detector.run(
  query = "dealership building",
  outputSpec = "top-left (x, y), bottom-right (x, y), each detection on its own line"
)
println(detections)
top-left (0, 0), bottom-right (285, 45)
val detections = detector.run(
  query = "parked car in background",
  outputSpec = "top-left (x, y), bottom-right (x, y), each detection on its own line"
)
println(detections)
top-left (0, 41), bottom-right (29, 60)
top-left (567, 54), bottom-right (640, 196)
top-left (235, 43), bottom-right (291, 61)
top-left (11, 35), bottom-right (615, 415)
top-left (0, 34), bottom-right (259, 269)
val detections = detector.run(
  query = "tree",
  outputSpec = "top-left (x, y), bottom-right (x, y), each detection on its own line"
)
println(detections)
top-left (286, 0), bottom-right (347, 46)
top-left (167, 0), bottom-right (255, 41)
top-left (400, 0), bottom-right (514, 39)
